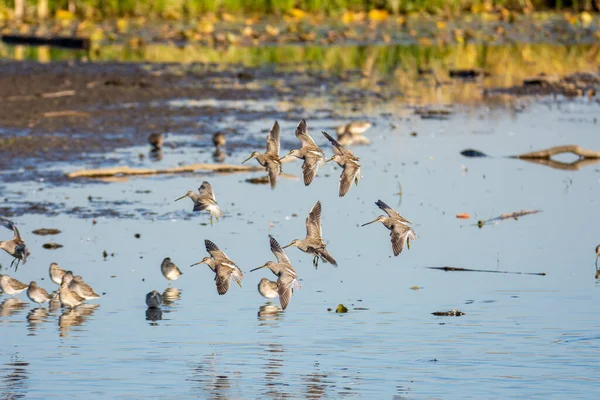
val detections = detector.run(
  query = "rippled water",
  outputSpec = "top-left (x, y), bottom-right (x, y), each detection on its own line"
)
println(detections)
top-left (1, 61), bottom-right (600, 397)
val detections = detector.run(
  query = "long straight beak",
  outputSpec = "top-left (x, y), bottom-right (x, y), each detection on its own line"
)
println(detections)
top-left (278, 155), bottom-right (288, 162)
top-left (361, 219), bottom-right (378, 227)
top-left (326, 157), bottom-right (334, 163)
top-left (190, 261), bottom-right (204, 267)
top-left (282, 243), bottom-right (294, 249)
top-left (250, 265), bottom-right (267, 272)
top-left (175, 194), bottom-right (188, 202)
top-left (242, 155), bottom-right (253, 164)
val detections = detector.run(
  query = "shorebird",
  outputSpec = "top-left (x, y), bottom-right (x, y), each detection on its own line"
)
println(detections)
top-left (161, 257), bottom-right (182, 284)
top-left (596, 244), bottom-right (600, 268)
top-left (27, 281), bottom-right (52, 305)
top-left (70, 275), bottom-right (100, 300)
top-left (0, 217), bottom-right (30, 271)
top-left (190, 240), bottom-right (243, 295)
top-left (49, 262), bottom-right (67, 285)
top-left (213, 132), bottom-right (226, 150)
top-left (148, 132), bottom-right (164, 151)
top-left (175, 181), bottom-right (223, 224)
top-left (280, 119), bottom-right (326, 186)
top-left (242, 121), bottom-right (282, 189)
top-left (322, 131), bottom-right (361, 197)
top-left (251, 236), bottom-right (300, 310)
top-left (146, 290), bottom-right (163, 308)
top-left (362, 199), bottom-right (416, 256)
top-left (0, 275), bottom-right (28, 295)
top-left (257, 278), bottom-right (279, 300)
top-left (59, 272), bottom-right (85, 309)
top-left (336, 121), bottom-right (372, 146)
top-left (284, 201), bottom-right (337, 268)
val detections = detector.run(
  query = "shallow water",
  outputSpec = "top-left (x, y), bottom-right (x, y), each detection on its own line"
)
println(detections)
top-left (1, 47), bottom-right (600, 398)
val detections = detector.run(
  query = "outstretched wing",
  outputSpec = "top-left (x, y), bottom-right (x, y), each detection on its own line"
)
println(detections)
top-left (390, 224), bottom-right (416, 256)
top-left (301, 155), bottom-right (322, 186)
top-left (0, 217), bottom-right (20, 241)
top-left (205, 239), bottom-right (231, 262)
top-left (277, 274), bottom-right (295, 310)
top-left (376, 199), bottom-right (411, 224)
top-left (322, 131), bottom-right (354, 157)
top-left (338, 162), bottom-right (360, 197)
top-left (295, 119), bottom-right (318, 149)
top-left (305, 201), bottom-right (322, 240)
top-left (269, 235), bottom-right (290, 264)
top-left (198, 181), bottom-right (216, 202)
top-left (266, 162), bottom-right (279, 190)
top-left (266, 121), bottom-right (280, 156)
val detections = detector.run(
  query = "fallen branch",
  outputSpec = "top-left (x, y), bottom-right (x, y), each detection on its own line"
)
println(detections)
top-left (68, 164), bottom-right (265, 179)
top-left (512, 145), bottom-right (600, 159)
top-left (476, 209), bottom-right (542, 228)
top-left (428, 266), bottom-right (546, 276)
top-left (42, 90), bottom-right (76, 99)
top-left (44, 110), bottom-right (90, 118)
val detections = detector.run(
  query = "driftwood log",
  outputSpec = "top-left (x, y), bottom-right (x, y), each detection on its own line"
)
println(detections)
top-left (512, 145), bottom-right (600, 159)
top-left (66, 164), bottom-right (299, 180)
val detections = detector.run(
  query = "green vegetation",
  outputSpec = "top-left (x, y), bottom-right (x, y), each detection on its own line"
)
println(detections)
top-left (0, 0), bottom-right (599, 20)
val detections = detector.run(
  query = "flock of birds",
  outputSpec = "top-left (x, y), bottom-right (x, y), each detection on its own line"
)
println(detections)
top-left (5, 118), bottom-right (597, 313)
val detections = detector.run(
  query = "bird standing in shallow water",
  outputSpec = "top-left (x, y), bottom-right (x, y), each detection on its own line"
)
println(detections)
top-left (49, 262), bottom-right (67, 285)
top-left (322, 131), bottom-right (361, 197)
top-left (251, 236), bottom-right (300, 310)
top-left (70, 275), bottom-right (100, 300)
top-left (0, 217), bottom-right (30, 271)
top-left (148, 132), bottom-right (164, 151)
top-left (596, 244), bottom-right (600, 268)
top-left (27, 281), bottom-right (52, 305)
top-left (280, 119), bottom-right (326, 186)
top-left (257, 278), bottom-right (279, 301)
top-left (362, 200), bottom-right (416, 256)
top-left (336, 121), bottom-right (372, 146)
top-left (59, 272), bottom-right (85, 309)
top-left (175, 181), bottom-right (223, 225)
top-left (0, 274), bottom-right (28, 295)
top-left (242, 121), bottom-right (282, 189)
top-left (212, 132), bottom-right (226, 162)
top-left (190, 240), bottom-right (243, 295)
top-left (284, 201), bottom-right (337, 268)
top-left (161, 257), bottom-right (183, 284)
top-left (146, 290), bottom-right (163, 308)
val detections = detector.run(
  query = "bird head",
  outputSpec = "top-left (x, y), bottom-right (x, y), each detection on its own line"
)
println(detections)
top-left (175, 191), bottom-right (194, 202)
top-left (242, 151), bottom-right (260, 164)
top-left (361, 215), bottom-right (387, 227)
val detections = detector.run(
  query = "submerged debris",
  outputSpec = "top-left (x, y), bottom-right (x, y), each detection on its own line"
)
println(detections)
top-left (485, 72), bottom-right (600, 97)
top-left (432, 309), bottom-right (465, 317)
top-left (32, 228), bottom-right (61, 235)
top-left (477, 209), bottom-right (542, 227)
top-left (429, 266), bottom-right (546, 276)
top-left (336, 304), bottom-right (348, 313)
top-left (460, 149), bottom-right (488, 157)
top-left (42, 242), bottom-right (63, 249)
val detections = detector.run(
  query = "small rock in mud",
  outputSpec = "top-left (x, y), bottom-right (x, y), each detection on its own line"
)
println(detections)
top-left (432, 309), bottom-right (465, 317)
top-left (134, 233), bottom-right (141, 238)
top-left (32, 228), bottom-right (61, 235)
top-left (42, 242), bottom-right (63, 249)
top-left (103, 250), bottom-right (108, 258)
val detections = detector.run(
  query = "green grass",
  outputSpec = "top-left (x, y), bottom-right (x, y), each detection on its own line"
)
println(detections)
top-left (2, 0), bottom-right (598, 19)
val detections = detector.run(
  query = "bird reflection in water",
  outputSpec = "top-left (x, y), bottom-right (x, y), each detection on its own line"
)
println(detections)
top-left (303, 363), bottom-right (330, 400)
top-left (1, 354), bottom-right (29, 399)
top-left (145, 307), bottom-right (162, 324)
top-left (162, 287), bottom-right (182, 308)
top-left (260, 342), bottom-right (286, 399)
top-left (257, 304), bottom-right (283, 323)
top-left (0, 298), bottom-right (27, 317)
top-left (26, 308), bottom-right (50, 335)
top-left (58, 304), bottom-right (99, 337)
top-left (188, 355), bottom-right (231, 400)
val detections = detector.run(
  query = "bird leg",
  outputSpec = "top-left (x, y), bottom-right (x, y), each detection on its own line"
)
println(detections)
top-left (407, 238), bottom-right (411, 250)
top-left (210, 216), bottom-right (213, 226)
top-left (313, 256), bottom-right (319, 269)
top-left (10, 258), bottom-right (16, 270)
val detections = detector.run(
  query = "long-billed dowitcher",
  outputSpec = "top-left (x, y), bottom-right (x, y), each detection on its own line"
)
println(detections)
top-left (148, 132), bottom-right (164, 151)
top-left (0, 274), bottom-right (28, 295)
top-left (242, 121), bottom-right (282, 189)
top-left (175, 181), bottom-right (223, 224)
top-left (362, 199), bottom-right (416, 256)
top-left (596, 244), bottom-right (600, 268)
top-left (161, 257), bottom-right (183, 284)
top-left (190, 240), bottom-right (243, 295)
top-left (27, 281), bottom-right (52, 304)
top-left (322, 131), bottom-right (361, 197)
top-left (336, 121), bottom-right (372, 146)
top-left (70, 275), bottom-right (100, 300)
top-left (59, 273), bottom-right (85, 309)
top-left (257, 278), bottom-right (279, 300)
top-left (213, 132), bottom-right (226, 150)
top-left (49, 262), bottom-right (67, 285)
top-left (284, 201), bottom-right (337, 268)
top-left (280, 119), bottom-right (326, 186)
top-left (146, 290), bottom-right (163, 308)
top-left (251, 236), bottom-right (300, 310)
top-left (0, 217), bottom-right (30, 270)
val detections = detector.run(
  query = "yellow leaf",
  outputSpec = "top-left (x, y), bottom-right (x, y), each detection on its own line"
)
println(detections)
top-left (342, 11), bottom-right (353, 24)
top-left (56, 10), bottom-right (75, 21)
top-left (581, 12), bottom-right (593, 28)
top-left (368, 9), bottom-right (388, 21)
top-left (116, 18), bottom-right (128, 34)
top-left (436, 21), bottom-right (446, 29)
top-left (289, 8), bottom-right (306, 19)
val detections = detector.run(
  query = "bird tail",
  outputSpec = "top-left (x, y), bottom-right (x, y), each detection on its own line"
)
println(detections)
top-left (317, 248), bottom-right (337, 267)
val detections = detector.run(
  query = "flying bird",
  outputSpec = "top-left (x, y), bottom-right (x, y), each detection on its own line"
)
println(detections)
top-left (280, 119), bottom-right (326, 186)
top-left (242, 121), bottom-right (283, 189)
top-left (362, 200), bottom-right (416, 256)
top-left (190, 240), bottom-right (243, 295)
top-left (0, 217), bottom-right (30, 271)
top-left (322, 131), bottom-right (361, 197)
top-left (175, 181), bottom-right (223, 225)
